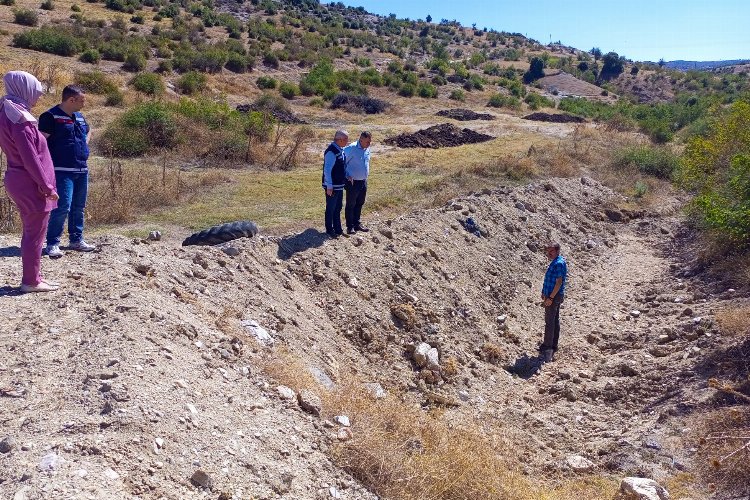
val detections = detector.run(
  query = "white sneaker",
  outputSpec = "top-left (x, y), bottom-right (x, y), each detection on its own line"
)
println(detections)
top-left (45, 245), bottom-right (64, 258)
top-left (69, 240), bottom-right (96, 252)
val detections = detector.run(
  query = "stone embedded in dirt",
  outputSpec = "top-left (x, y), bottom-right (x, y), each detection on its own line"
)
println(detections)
top-left (384, 123), bottom-right (494, 149)
top-left (649, 346), bottom-right (671, 358)
top-left (379, 227), bottom-right (394, 239)
top-left (147, 231), bottom-right (161, 241)
top-left (276, 385), bottom-right (296, 401)
top-left (413, 343), bottom-right (431, 368)
top-left (334, 415), bottom-right (351, 427)
top-left (618, 477), bottom-right (669, 500)
top-left (190, 469), bottom-right (213, 490)
top-left (337, 428), bottom-right (353, 441)
top-left (222, 246), bottom-right (241, 257)
top-left (604, 208), bottom-right (627, 223)
top-left (38, 452), bottom-right (63, 471)
top-left (426, 348), bottom-right (440, 371)
top-left (297, 390), bottom-right (322, 416)
top-left (630, 310), bottom-right (641, 318)
top-left (566, 454), bottom-right (595, 472)
top-left (104, 468), bottom-right (120, 480)
top-left (241, 319), bottom-right (274, 345)
top-left (364, 383), bottom-right (386, 399)
top-left (436, 108), bottom-right (496, 121)
top-left (0, 435), bottom-right (17, 453)
top-left (523, 112), bottom-right (586, 124)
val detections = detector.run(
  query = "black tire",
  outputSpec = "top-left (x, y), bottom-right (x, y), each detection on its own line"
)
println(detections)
top-left (182, 220), bottom-right (259, 247)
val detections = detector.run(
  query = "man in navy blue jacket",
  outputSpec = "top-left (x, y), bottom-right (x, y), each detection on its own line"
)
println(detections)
top-left (322, 130), bottom-right (348, 238)
top-left (39, 85), bottom-right (95, 258)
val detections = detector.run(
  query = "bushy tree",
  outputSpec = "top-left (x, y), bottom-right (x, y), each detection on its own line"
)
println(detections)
top-left (600, 51), bottom-right (625, 80)
top-left (523, 57), bottom-right (545, 83)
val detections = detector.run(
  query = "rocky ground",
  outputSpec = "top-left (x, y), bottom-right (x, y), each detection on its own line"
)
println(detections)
top-left (0, 177), bottom-right (747, 499)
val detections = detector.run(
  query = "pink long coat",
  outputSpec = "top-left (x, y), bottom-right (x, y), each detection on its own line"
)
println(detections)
top-left (0, 111), bottom-right (58, 214)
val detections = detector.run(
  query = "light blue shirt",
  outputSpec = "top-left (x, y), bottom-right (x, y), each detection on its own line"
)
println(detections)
top-left (343, 141), bottom-right (370, 181)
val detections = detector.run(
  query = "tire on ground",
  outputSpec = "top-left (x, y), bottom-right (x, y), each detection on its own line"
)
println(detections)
top-left (182, 220), bottom-right (259, 246)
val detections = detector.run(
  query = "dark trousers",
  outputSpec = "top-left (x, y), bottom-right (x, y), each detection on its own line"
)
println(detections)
top-left (543, 295), bottom-right (563, 351)
top-left (324, 189), bottom-right (343, 235)
top-left (344, 180), bottom-right (367, 230)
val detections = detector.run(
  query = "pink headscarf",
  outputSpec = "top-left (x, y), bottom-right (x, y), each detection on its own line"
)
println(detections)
top-left (1, 71), bottom-right (44, 124)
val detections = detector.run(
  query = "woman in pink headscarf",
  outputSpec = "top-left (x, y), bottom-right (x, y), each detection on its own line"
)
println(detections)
top-left (0, 71), bottom-right (60, 292)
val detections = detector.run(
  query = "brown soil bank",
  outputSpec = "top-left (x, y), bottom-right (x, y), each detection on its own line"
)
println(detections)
top-left (436, 109), bottom-right (496, 121)
top-left (523, 112), bottom-right (586, 123)
top-left (384, 123), bottom-right (494, 148)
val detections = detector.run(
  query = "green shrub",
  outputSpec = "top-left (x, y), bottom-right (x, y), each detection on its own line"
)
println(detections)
top-left (524, 92), bottom-right (555, 110)
top-left (129, 72), bottom-right (164, 96)
top-left (449, 89), bottom-right (465, 101)
top-left (614, 145), bottom-right (678, 179)
top-left (12, 8), bottom-right (39, 26)
top-left (417, 82), bottom-right (437, 98)
top-left (523, 57), bottom-right (545, 83)
top-left (398, 83), bottom-right (416, 97)
top-left (488, 93), bottom-right (521, 109)
top-left (75, 71), bottom-right (118, 94)
top-left (678, 100), bottom-right (750, 244)
top-left (130, 14), bottom-right (144, 24)
top-left (123, 51), bottom-right (147, 72)
top-left (156, 60), bottom-right (173, 73)
top-left (104, 89), bottom-right (124, 106)
top-left (225, 52), bottom-right (248, 73)
top-left (279, 82), bottom-right (299, 99)
top-left (71, 3), bottom-right (80, 11)
top-left (40, 0), bottom-right (54, 10)
top-left (1, 0), bottom-right (16, 5)
top-left (102, 102), bottom-right (178, 156)
top-left (176, 71), bottom-right (207, 94)
top-left (263, 52), bottom-right (279, 68)
top-left (256, 76), bottom-right (277, 89)
top-left (79, 48), bottom-right (102, 64)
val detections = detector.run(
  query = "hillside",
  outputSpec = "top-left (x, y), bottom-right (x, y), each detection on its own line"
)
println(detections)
top-left (1, 1), bottom-right (750, 499)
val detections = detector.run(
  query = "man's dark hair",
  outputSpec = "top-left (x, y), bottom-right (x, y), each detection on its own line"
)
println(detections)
top-left (62, 85), bottom-right (84, 101)
top-left (545, 241), bottom-right (561, 250)
top-left (360, 131), bottom-right (372, 139)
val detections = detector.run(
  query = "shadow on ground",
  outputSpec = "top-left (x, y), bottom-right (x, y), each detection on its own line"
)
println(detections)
top-left (277, 228), bottom-right (328, 260)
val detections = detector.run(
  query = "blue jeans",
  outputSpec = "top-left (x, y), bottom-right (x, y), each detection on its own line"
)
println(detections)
top-left (46, 171), bottom-right (88, 246)
top-left (324, 189), bottom-right (343, 235)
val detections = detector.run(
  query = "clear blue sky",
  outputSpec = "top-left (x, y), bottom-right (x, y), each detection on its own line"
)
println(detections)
top-left (344, 0), bottom-right (749, 62)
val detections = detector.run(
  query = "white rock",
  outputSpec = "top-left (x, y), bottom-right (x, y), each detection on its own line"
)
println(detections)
top-left (426, 348), bottom-right (440, 371)
top-left (241, 319), bottom-right (274, 345)
top-left (334, 415), bottom-right (351, 427)
top-left (329, 486), bottom-right (342, 498)
top-left (413, 343), bottom-right (431, 368)
top-left (186, 403), bottom-right (198, 415)
top-left (276, 385), bottom-right (296, 400)
top-left (630, 310), bottom-right (641, 318)
top-left (38, 452), bottom-right (63, 471)
top-left (496, 315), bottom-right (507, 324)
top-left (364, 383), bottom-right (386, 399)
top-left (619, 477), bottom-right (670, 500)
top-left (566, 454), bottom-right (595, 472)
top-left (103, 468), bottom-right (120, 480)
top-left (175, 379), bottom-right (189, 389)
top-left (154, 438), bottom-right (165, 449)
top-left (692, 317), bottom-right (702, 324)
top-left (75, 469), bottom-right (88, 478)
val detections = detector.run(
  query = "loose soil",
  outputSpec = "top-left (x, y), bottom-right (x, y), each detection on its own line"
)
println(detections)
top-left (524, 112), bottom-right (586, 124)
top-left (1, 177), bottom-right (745, 499)
top-left (436, 109), bottom-right (496, 121)
top-left (384, 123), bottom-right (495, 149)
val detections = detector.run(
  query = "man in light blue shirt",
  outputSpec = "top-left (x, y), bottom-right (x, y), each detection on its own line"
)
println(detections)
top-left (343, 131), bottom-right (372, 235)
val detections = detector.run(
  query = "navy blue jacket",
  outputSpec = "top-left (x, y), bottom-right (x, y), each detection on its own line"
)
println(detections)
top-left (38, 105), bottom-right (90, 172)
top-left (322, 142), bottom-right (346, 190)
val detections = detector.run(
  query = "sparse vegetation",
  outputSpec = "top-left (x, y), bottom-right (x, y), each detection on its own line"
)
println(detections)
top-left (12, 7), bottom-right (39, 26)
top-left (129, 72), bottom-right (165, 97)
top-left (488, 93), bottom-right (521, 109)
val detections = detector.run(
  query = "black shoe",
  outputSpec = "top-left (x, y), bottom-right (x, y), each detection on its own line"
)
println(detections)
top-left (327, 232), bottom-right (339, 239)
top-left (347, 228), bottom-right (356, 235)
top-left (354, 225), bottom-right (369, 233)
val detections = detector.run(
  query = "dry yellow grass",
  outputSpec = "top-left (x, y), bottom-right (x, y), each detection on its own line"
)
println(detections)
top-left (262, 349), bottom-right (620, 500)
top-left (716, 306), bottom-right (750, 337)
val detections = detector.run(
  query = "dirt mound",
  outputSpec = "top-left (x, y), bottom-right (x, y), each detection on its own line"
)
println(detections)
top-left (436, 109), bottom-right (496, 121)
top-left (384, 123), bottom-right (494, 148)
top-left (523, 112), bottom-right (586, 123)
top-left (235, 103), bottom-right (306, 124)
